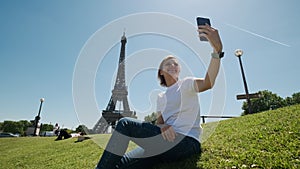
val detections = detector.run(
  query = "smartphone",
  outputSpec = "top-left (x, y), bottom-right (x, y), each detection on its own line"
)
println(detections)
top-left (196, 17), bottom-right (211, 41)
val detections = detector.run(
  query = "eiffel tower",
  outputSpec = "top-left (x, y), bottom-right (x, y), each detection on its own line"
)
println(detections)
top-left (93, 32), bottom-right (136, 133)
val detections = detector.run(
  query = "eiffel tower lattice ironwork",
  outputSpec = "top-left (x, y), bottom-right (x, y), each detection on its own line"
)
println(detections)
top-left (93, 33), bottom-right (136, 133)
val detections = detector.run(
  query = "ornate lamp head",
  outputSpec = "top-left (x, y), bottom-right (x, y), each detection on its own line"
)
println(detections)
top-left (235, 49), bottom-right (243, 57)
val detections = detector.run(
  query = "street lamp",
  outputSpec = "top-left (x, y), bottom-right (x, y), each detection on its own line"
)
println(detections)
top-left (235, 49), bottom-right (253, 114)
top-left (33, 98), bottom-right (45, 136)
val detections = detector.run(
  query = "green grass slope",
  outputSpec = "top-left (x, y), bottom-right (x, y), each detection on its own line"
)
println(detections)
top-left (0, 136), bottom-right (102, 169)
top-left (155, 104), bottom-right (299, 169)
top-left (197, 104), bottom-right (300, 169)
top-left (0, 104), bottom-right (299, 169)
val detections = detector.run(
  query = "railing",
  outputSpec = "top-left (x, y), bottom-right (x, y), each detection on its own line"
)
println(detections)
top-left (200, 115), bottom-right (237, 123)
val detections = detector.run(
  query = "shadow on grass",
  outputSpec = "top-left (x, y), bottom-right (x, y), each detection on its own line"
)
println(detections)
top-left (153, 154), bottom-right (202, 169)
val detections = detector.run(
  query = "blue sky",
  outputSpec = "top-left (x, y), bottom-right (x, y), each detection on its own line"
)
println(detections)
top-left (0, 0), bottom-right (299, 129)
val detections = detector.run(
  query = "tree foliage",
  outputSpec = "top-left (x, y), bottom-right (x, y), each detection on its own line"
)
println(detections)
top-left (0, 120), bottom-right (54, 136)
top-left (1, 120), bottom-right (32, 136)
top-left (144, 112), bottom-right (158, 124)
top-left (40, 123), bottom-right (54, 133)
top-left (291, 92), bottom-right (300, 104)
top-left (241, 90), bottom-right (300, 115)
top-left (75, 124), bottom-right (88, 135)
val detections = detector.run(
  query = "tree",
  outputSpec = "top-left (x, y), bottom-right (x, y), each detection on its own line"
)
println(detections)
top-left (144, 112), bottom-right (158, 124)
top-left (1, 120), bottom-right (33, 136)
top-left (284, 92), bottom-right (300, 106)
top-left (40, 123), bottom-right (54, 132)
top-left (291, 92), bottom-right (300, 104)
top-left (0, 122), bottom-right (3, 131)
top-left (75, 125), bottom-right (88, 135)
top-left (0, 120), bottom-right (57, 136)
top-left (242, 90), bottom-right (286, 115)
top-left (2, 121), bottom-right (23, 135)
top-left (18, 120), bottom-right (32, 136)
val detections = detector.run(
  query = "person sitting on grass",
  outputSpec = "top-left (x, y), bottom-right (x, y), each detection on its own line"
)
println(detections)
top-left (55, 129), bottom-right (71, 141)
top-left (95, 23), bottom-right (224, 169)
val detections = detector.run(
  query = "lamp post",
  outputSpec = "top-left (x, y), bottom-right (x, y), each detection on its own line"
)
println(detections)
top-left (235, 49), bottom-right (252, 114)
top-left (33, 98), bottom-right (45, 136)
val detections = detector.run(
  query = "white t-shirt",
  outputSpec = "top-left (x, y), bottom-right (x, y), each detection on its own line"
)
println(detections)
top-left (156, 77), bottom-right (202, 142)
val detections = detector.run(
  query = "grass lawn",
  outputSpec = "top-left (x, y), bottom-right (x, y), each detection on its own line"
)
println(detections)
top-left (0, 104), bottom-right (299, 169)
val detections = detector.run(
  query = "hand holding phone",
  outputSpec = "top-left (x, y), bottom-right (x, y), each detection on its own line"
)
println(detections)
top-left (196, 17), bottom-right (211, 41)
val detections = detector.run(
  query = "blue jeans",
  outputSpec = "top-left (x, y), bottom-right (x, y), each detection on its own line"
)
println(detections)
top-left (95, 117), bottom-right (201, 169)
